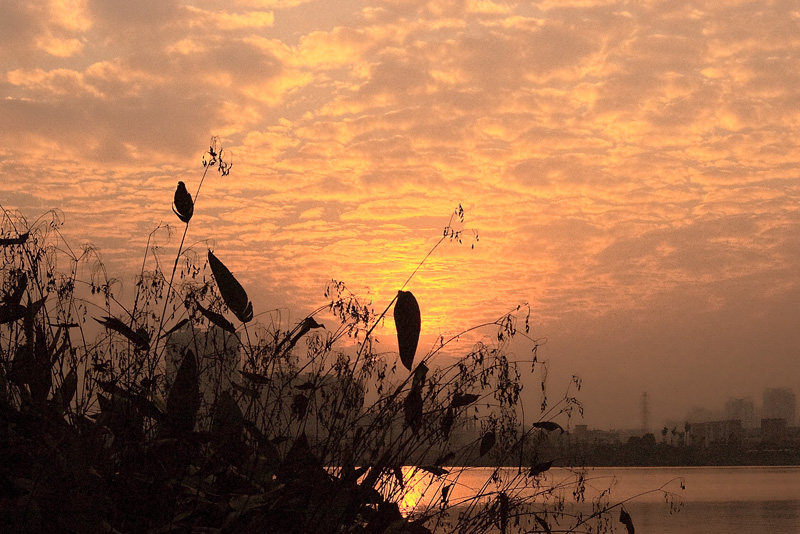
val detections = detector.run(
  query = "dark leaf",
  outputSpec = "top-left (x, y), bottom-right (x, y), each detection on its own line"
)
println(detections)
top-left (4, 271), bottom-right (27, 307)
top-left (0, 296), bottom-right (46, 325)
top-left (172, 181), bottom-right (194, 223)
top-left (94, 316), bottom-right (150, 351)
top-left (392, 466), bottom-right (404, 489)
top-left (238, 370), bottom-right (270, 384)
top-left (159, 318), bottom-right (190, 339)
top-left (419, 465), bottom-right (449, 477)
top-left (394, 290), bottom-right (420, 372)
top-left (440, 407), bottom-right (454, 440)
top-left (412, 362), bottom-right (428, 390)
top-left (166, 350), bottom-right (200, 434)
top-left (207, 250), bottom-right (253, 323)
top-left (532, 421), bottom-right (564, 433)
top-left (294, 380), bottom-right (315, 390)
top-left (404, 386), bottom-right (423, 434)
top-left (57, 367), bottom-right (78, 410)
top-left (479, 430), bottom-right (496, 457)
top-left (196, 302), bottom-right (236, 334)
top-left (535, 515), bottom-right (552, 534)
top-left (212, 390), bottom-right (244, 442)
top-left (529, 461), bottom-right (553, 478)
top-left (291, 394), bottom-right (309, 419)
top-left (619, 508), bottom-right (635, 534)
top-left (277, 316), bottom-right (325, 354)
top-left (451, 392), bottom-right (480, 409)
top-left (0, 232), bottom-right (29, 246)
top-left (434, 451), bottom-right (455, 466)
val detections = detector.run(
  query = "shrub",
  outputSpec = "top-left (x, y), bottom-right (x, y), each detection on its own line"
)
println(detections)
top-left (0, 139), bottom-right (661, 533)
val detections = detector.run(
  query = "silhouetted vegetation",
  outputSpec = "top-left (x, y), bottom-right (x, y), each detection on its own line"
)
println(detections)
top-left (0, 139), bottom-right (675, 533)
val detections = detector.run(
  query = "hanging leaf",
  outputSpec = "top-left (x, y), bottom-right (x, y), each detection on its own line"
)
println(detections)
top-left (394, 290), bottom-right (420, 372)
top-left (0, 296), bottom-right (46, 325)
top-left (619, 508), bottom-right (635, 534)
top-left (207, 250), bottom-right (253, 323)
top-left (419, 465), bottom-right (449, 477)
top-left (479, 430), bottom-right (496, 457)
top-left (451, 392), bottom-right (480, 409)
top-left (159, 318), bottom-right (190, 339)
top-left (534, 516), bottom-right (552, 534)
top-left (94, 316), bottom-right (150, 351)
top-left (277, 316), bottom-right (325, 354)
top-left (291, 394), bottom-right (309, 419)
top-left (57, 367), bottom-right (78, 411)
top-left (172, 181), bottom-right (194, 223)
top-left (532, 421), bottom-right (564, 433)
top-left (196, 302), bottom-right (237, 334)
top-left (529, 461), bottom-right (553, 478)
top-left (0, 232), bottom-right (29, 246)
top-left (166, 350), bottom-right (200, 434)
top-left (212, 390), bottom-right (244, 443)
top-left (4, 271), bottom-right (27, 307)
top-left (440, 407), bottom-right (454, 439)
top-left (404, 386), bottom-right (423, 434)
top-left (238, 370), bottom-right (270, 385)
top-left (434, 451), bottom-right (455, 467)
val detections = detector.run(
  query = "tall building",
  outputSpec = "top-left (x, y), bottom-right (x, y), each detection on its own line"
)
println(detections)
top-left (762, 388), bottom-right (796, 426)
top-left (724, 397), bottom-right (757, 428)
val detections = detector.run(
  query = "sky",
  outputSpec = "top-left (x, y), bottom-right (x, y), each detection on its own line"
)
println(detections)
top-left (2, 0), bottom-right (799, 430)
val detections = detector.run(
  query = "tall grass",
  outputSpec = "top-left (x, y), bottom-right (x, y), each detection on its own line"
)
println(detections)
top-left (0, 139), bottom-right (673, 533)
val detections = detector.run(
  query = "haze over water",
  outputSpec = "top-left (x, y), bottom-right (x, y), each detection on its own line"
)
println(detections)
top-left (2, 1), bottom-right (799, 429)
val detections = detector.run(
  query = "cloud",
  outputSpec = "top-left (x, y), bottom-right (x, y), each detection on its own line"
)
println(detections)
top-left (2, 0), bottom-right (800, 428)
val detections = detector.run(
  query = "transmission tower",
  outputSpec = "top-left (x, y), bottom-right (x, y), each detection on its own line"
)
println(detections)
top-left (641, 392), bottom-right (650, 434)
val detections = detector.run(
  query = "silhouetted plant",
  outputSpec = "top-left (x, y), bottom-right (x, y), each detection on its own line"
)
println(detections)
top-left (0, 139), bottom-right (681, 533)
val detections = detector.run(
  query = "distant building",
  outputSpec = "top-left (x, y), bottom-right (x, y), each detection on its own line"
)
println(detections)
top-left (690, 420), bottom-right (743, 447)
top-left (725, 397), bottom-right (757, 428)
top-left (762, 388), bottom-right (796, 427)
top-left (760, 418), bottom-right (789, 444)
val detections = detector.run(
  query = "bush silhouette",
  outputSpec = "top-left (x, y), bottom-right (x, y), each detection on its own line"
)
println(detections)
top-left (0, 139), bottom-right (669, 533)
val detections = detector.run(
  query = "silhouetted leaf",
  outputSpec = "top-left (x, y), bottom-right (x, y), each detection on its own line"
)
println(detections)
top-left (238, 370), bottom-right (270, 384)
top-left (532, 421), bottom-right (564, 433)
top-left (277, 316), bottom-right (325, 354)
top-left (0, 296), bottom-right (45, 325)
top-left (212, 390), bottom-right (244, 443)
top-left (94, 316), bottom-right (150, 351)
top-left (535, 515), bottom-right (552, 534)
top-left (4, 271), bottom-right (27, 307)
top-left (404, 386), bottom-right (423, 434)
top-left (440, 407), bottom-right (454, 439)
top-left (479, 430), bottom-right (496, 457)
top-left (172, 181), bottom-right (194, 223)
top-left (394, 290), bottom-right (420, 372)
top-left (57, 367), bottom-right (78, 410)
top-left (166, 350), bottom-right (200, 434)
top-left (451, 392), bottom-right (479, 409)
top-left (419, 465), bottom-right (449, 477)
top-left (434, 451), bottom-right (455, 467)
top-left (291, 393), bottom-right (309, 419)
top-left (619, 508), bottom-right (635, 534)
top-left (0, 232), bottom-right (29, 246)
top-left (196, 302), bottom-right (236, 334)
top-left (294, 380), bottom-right (315, 390)
top-left (529, 461), bottom-right (553, 478)
top-left (159, 318), bottom-right (190, 339)
top-left (207, 250), bottom-right (253, 323)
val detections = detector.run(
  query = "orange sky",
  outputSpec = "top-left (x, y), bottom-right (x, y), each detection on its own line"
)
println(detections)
top-left (2, 0), bottom-right (799, 430)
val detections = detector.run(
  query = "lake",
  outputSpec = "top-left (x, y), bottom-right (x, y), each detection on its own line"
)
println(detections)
top-left (399, 465), bottom-right (800, 533)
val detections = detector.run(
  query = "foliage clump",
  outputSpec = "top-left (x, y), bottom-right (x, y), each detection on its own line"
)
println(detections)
top-left (0, 139), bottom-right (665, 533)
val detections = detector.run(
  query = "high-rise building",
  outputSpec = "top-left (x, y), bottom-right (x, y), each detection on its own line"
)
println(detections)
top-left (724, 397), bottom-right (757, 428)
top-left (762, 388), bottom-right (796, 426)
